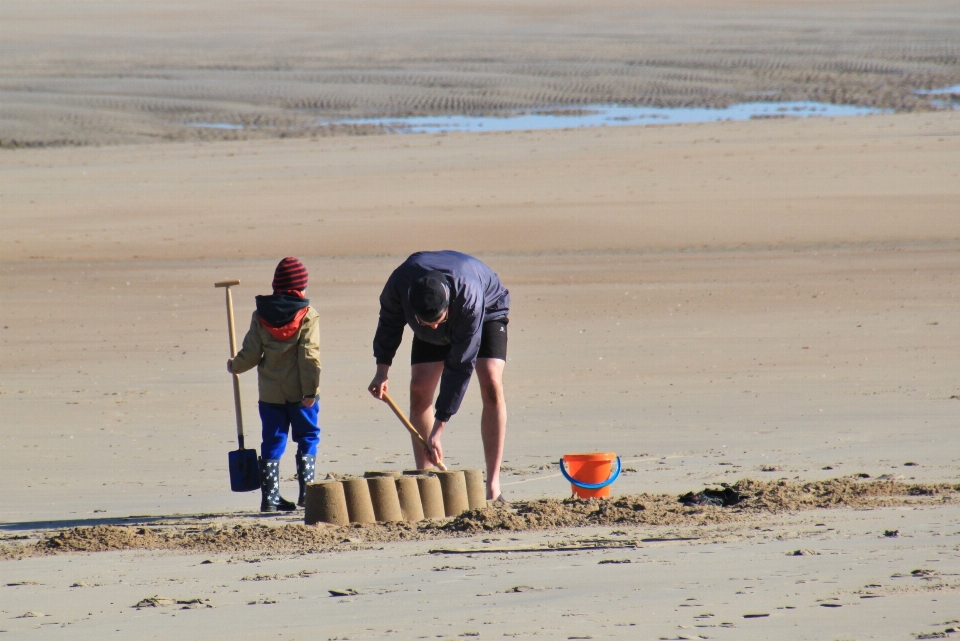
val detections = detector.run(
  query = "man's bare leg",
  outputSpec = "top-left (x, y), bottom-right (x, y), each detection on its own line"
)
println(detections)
top-left (476, 357), bottom-right (506, 500)
top-left (409, 362), bottom-right (444, 469)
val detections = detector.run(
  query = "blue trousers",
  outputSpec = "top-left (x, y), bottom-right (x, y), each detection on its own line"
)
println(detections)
top-left (258, 401), bottom-right (320, 460)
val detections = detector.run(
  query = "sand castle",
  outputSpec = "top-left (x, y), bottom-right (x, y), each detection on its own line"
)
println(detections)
top-left (305, 469), bottom-right (486, 525)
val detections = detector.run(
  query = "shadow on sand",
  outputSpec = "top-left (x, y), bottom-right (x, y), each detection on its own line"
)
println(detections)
top-left (0, 511), bottom-right (291, 533)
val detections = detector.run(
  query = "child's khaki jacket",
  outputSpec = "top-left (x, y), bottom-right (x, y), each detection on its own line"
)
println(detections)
top-left (231, 308), bottom-right (321, 404)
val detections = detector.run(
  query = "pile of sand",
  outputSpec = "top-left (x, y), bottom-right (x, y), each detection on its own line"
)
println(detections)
top-left (2, 477), bottom-right (956, 560)
top-left (444, 477), bottom-right (960, 533)
top-left (733, 477), bottom-right (957, 511)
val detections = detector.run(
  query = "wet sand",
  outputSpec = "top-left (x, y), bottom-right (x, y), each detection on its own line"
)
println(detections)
top-left (2, 0), bottom-right (960, 146)
top-left (3, 1), bottom-right (960, 637)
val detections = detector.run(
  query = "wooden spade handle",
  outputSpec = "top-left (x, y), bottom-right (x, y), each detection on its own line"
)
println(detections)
top-left (379, 391), bottom-right (447, 471)
top-left (216, 279), bottom-right (246, 450)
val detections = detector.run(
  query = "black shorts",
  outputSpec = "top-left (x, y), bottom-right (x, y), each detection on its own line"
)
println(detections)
top-left (411, 318), bottom-right (508, 365)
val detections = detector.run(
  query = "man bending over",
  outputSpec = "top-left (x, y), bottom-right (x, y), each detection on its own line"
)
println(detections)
top-left (369, 250), bottom-right (509, 501)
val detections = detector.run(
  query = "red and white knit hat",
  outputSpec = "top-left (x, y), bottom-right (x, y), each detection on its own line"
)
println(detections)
top-left (272, 257), bottom-right (308, 292)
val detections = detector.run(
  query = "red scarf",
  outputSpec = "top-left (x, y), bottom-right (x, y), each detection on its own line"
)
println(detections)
top-left (258, 290), bottom-right (308, 340)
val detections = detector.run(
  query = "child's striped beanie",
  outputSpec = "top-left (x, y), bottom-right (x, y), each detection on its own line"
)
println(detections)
top-left (272, 257), bottom-right (309, 292)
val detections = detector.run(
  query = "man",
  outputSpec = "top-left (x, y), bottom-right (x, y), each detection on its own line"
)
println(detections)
top-left (368, 250), bottom-right (509, 501)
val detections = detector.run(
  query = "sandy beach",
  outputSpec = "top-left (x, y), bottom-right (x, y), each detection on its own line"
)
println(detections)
top-left (2, 1), bottom-right (960, 639)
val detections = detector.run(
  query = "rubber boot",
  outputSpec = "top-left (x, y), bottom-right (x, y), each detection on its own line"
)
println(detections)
top-left (296, 452), bottom-right (317, 507)
top-left (259, 458), bottom-right (297, 513)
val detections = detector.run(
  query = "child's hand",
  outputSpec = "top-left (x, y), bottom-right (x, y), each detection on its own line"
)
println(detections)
top-left (226, 358), bottom-right (234, 374)
top-left (301, 396), bottom-right (316, 408)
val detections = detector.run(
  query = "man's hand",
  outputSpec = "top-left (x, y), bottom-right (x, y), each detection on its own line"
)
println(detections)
top-left (368, 364), bottom-right (390, 400)
top-left (226, 358), bottom-right (234, 374)
top-left (301, 396), bottom-right (316, 408)
top-left (425, 420), bottom-right (446, 466)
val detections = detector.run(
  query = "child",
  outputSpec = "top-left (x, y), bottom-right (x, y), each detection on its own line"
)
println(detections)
top-left (227, 257), bottom-right (321, 512)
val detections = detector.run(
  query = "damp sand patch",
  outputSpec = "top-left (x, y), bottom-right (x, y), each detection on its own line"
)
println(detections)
top-left (2, 477), bottom-right (956, 560)
top-left (181, 122), bottom-right (390, 137)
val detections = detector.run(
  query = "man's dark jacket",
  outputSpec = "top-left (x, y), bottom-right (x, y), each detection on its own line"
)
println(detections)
top-left (373, 250), bottom-right (509, 422)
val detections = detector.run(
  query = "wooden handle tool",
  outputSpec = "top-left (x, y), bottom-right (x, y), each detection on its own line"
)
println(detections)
top-left (376, 390), bottom-right (447, 471)
top-left (216, 279), bottom-right (246, 450)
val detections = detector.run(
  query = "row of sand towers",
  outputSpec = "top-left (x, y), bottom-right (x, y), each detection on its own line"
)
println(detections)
top-left (304, 469), bottom-right (486, 525)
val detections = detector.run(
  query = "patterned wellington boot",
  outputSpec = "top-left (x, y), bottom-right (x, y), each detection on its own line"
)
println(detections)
top-left (259, 458), bottom-right (297, 513)
top-left (296, 452), bottom-right (317, 507)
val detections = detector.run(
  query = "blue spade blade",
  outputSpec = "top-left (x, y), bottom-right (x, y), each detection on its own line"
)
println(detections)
top-left (228, 448), bottom-right (260, 492)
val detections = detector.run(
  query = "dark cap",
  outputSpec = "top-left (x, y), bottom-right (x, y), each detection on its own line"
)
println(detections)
top-left (408, 271), bottom-right (450, 322)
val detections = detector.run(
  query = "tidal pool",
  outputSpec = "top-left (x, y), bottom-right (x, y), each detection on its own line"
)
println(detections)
top-left (914, 85), bottom-right (960, 110)
top-left (915, 84), bottom-right (960, 95)
top-left (184, 101), bottom-right (891, 134)
top-left (330, 102), bottom-right (887, 134)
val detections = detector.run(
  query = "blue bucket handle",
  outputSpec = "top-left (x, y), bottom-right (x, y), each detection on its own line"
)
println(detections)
top-left (559, 456), bottom-right (622, 490)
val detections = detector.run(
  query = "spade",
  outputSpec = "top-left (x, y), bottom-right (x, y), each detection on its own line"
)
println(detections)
top-left (216, 279), bottom-right (260, 492)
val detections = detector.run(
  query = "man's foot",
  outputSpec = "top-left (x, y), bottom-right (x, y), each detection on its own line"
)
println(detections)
top-left (486, 494), bottom-right (508, 507)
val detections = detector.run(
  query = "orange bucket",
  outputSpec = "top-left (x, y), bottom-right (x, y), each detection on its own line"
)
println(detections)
top-left (560, 452), bottom-right (620, 498)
